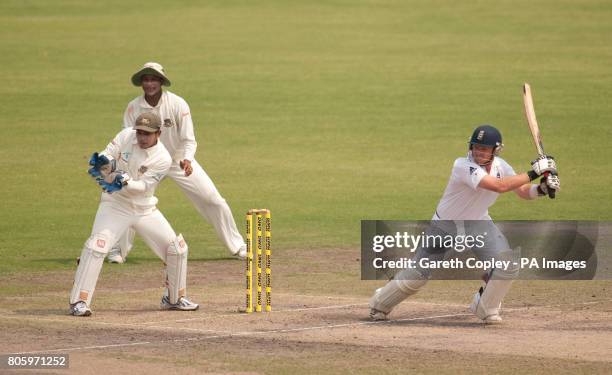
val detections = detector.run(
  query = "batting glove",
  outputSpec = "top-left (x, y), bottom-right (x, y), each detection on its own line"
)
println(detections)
top-left (531, 155), bottom-right (557, 176)
top-left (537, 174), bottom-right (561, 196)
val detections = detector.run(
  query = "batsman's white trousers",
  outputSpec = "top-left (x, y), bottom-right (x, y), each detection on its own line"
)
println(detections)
top-left (70, 200), bottom-right (177, 305)
top-left (119, 159), bottom-right (244, 257)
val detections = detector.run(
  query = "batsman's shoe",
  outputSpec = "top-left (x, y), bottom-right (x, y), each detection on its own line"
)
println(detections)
top-left (160, 295), bottom-right (199, 311)
top-left (369, 308), bottom-right (389, 321)
top-left (107, 247), bottom-right (124, 264)
top-left (69, 301), bottom-right (92, 317)
top-left (482, 314), bottom-right (503, 324)
top-left (469, 290), bottom-right (503, 324)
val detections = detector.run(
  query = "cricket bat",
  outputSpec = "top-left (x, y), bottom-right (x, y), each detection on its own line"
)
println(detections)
top-left (523, 83), bottom-right (555, 198)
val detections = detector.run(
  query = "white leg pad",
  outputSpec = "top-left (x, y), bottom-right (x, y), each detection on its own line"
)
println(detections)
top-left (369, 270), bottom-right (428, 314)
top-left (70, 232), bottom-right (113, 306)
top-left (166, 234), bottom-right (188, 304)
top-left (475, 279), bottom-right (513, 320)
top-left (472, 251), bottom-right (519, 320)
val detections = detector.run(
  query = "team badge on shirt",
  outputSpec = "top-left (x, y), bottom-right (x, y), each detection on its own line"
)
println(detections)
top-left (138, 165), bottom-right (148, 175)
top-left (163, 119), bottom-right (174, 127)
top-left (469, 167), bottom-right (477, 175)
top-left (121, 152), bottom-right (131, 162)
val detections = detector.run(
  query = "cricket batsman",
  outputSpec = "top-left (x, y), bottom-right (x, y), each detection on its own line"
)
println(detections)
top-left (369, 125), bottom-right (560, 323)
top-left (69, 112), bottom-right (198, 316)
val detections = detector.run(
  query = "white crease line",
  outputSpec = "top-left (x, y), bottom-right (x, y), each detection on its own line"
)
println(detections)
top-left (0, 315), bottom-right (232, 335)
top-left (504, 299), bottom-right (612, 311)
top-left (4, 299), bottom-right (612, 355)
top-left (138, 303), bottom-right (368, 325)
top-left (0, 303), bottom-right (371, 332)
top-left (7, 312), bottom-right (473, 355)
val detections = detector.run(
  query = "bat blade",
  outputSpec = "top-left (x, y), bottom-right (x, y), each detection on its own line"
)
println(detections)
top-left (523, 83), bottom-right (555, 198)
top-left (523, 83), bottom-right (545, 156)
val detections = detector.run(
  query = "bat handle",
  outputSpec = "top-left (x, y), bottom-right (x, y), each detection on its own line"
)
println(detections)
top-left (543, 171), bottom-right (556, 199)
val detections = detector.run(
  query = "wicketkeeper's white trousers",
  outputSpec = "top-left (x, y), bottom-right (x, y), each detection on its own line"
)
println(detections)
top-left (119, 159), bottom-right (244, 258)
top-left (70, 200), bottom-right (178, 305)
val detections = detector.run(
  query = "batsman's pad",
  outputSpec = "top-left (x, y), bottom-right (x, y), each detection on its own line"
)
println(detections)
top-left (369, 269), bottom-right (428, 314)
top-left (69, 231), bottom-right (113, 306)
top-left (474, 279), bottom-right (513, 320)
top-left (473, 264), bottom-right (518, 320)
top-left (489, 250), bottom-right (520, 280)
top-left (166, 233), bottom-right (188, 304)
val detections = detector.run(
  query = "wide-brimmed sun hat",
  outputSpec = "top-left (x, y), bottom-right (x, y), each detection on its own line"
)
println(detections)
top-left (131, 62), bottom-right (171, 87)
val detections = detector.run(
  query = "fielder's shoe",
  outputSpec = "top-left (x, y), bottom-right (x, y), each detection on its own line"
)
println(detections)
top-left (369, 308), bottom-right (389, 321)
top-left (107, 246), bottom-right (124, 264)
top-left (232, 244), bottom-right (247, 260)
top-left (69, 301), bottom-right (91, 317)
top-left (160, 295), bottom-right (199, 311)
top-left (469, 288), bottom-right (502, 324)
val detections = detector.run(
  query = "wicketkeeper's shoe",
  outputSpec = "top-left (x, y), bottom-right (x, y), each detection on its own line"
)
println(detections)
top-left (369, 308), bottom-right (389, 321)
top-left (160, 295), bottom-right (199, 311)
top-left (69, 301), bottom-right (92, 317)
top-left (107, 246), bottom-right (124, 264)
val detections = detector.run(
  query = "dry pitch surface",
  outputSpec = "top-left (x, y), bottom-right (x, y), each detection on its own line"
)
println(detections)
top-left (1, 249), bottom-right (610, 374)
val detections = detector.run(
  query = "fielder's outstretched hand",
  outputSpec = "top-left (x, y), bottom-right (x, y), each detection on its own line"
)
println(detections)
top-left (531, 155), bottom-right (557, 176)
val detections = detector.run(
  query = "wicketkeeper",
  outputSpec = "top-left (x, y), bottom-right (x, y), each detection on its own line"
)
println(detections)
top-left (69, 112), bottom-right (198, 316)
top-left (369, 125), bottom-right (560, 324)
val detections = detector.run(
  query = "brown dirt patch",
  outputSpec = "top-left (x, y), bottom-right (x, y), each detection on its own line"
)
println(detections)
top-left (0, 247), bottom-right (610, 374)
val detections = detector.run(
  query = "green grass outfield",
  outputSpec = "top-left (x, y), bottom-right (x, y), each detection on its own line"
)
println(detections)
top-left (1, 0), bottom-right (611, 275)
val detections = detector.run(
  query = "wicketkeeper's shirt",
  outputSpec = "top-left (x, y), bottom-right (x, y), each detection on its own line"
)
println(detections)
top-left (99, 128), bottom-right (171, 214)
top-left (434, 156), bottom-right (516, 220)
top-left (123, 91), bottom-right (197, 163)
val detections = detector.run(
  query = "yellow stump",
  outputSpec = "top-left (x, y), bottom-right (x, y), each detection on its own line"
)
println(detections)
top-left (244, 209), bottom-right (271, 313)
top-left (265, 211), bottom-right (272, 312)
top-left (256, 213), bottom-right (263, 312)
top-left (245, 213), bottom-right (253, 313)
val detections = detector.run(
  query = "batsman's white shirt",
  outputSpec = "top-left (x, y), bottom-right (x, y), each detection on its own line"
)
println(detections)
top-left (100, 128), bottom-right (171, 214)
top-left (434, 156), bottom-right (516, 220)
top-left (123, 91), bottom-right (196, 163)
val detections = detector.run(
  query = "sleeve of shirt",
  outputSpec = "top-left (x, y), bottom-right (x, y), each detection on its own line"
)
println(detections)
top-left (454, 158), bottom-right (487, 190)
top-left (498, 158), bottom-right (517, 177)
top-left (100, 128), bottom-right (131, 161)
top-left (176, 97), bottom-right (198, 162)
top-left (123, 101), bottom-right (137, 129)
top-left (124, 155), bottom-right (171, 194)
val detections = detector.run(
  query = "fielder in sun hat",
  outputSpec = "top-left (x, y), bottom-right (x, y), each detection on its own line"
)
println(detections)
top-left (131, 62), bottom-right (171, 87)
